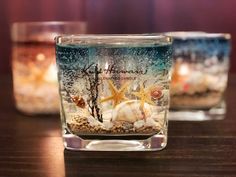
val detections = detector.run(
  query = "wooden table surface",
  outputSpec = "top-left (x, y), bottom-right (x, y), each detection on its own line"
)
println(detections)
top-left (0, 74), bottom-right (236, 177)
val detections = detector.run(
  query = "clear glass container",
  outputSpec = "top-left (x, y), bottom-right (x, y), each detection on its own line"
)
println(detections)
top-left (55, 35), bottom-right (172, 151)
top-left (167, 32), bottom-right (231, 120)
top-left (11, 21), bottom-right (87, 115)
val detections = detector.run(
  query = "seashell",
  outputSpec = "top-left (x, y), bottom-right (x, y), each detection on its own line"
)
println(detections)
top-left (145, 117), bottom-right (159, 127)
top-left (149, 86), bottom-right (163, 100)
top-left (102, 109), bottom-right (113, 122)
top-left (87, 116), bottom-right (103, 127)
top-left (112, 100), bottom-right (155, 123)
top-left (71, 96), bottom-right (86, 108)
top-left (134, 120), bottom-right (145, 129)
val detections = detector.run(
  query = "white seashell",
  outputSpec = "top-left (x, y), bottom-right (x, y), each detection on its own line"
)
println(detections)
top-left (134, 120), bottom-right (145, 129)
top-left (102, 109), bottom-right (113, 122)
top-left (145, 117), bottom-right (158, 127)
top-left (112, 100), bottom-right (155, 123)
top-left (206, 75), bottom-right (227, 91)
top-left (87, 116), bottom-right (103, 127)
top-left (103, 121), bottom-right (113, 130)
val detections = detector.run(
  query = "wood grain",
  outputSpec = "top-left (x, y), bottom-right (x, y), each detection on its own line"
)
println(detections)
top-left (0, 75), bottom-right (236, 177)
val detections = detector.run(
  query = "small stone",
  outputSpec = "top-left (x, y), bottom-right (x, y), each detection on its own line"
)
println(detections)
top-left (134, 120), bottom-right (145, 129)
top-left (145, 117), bottom-right (157, 127)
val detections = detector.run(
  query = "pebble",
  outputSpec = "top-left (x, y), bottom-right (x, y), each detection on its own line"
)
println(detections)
top-left (134, 120), bottom-right (145, 129)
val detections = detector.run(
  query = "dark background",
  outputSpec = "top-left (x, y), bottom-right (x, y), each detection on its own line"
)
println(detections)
top-left (1, 0), bottom-right (236, 74)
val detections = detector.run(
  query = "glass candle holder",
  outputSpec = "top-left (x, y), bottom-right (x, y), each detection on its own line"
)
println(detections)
top-left (11, 21), bottom-right (86, 115)
top-left (55, 35), bottom-right (172, 151)
top-left (168, 32), bottom-right (231, 120)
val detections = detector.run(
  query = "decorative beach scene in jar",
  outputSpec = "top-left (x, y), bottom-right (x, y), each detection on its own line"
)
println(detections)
top-left (167, 32), bottom-right (231, 120)
top-left (11, 22), bottom-right (86, 115)
top-left (56, 35), bottom-right (172, 151)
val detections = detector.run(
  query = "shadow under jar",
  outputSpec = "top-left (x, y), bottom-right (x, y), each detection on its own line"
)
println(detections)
top-left (55, 35), bottom-right (172, 151)
top-left (167, 32), bottom-right (231, 121)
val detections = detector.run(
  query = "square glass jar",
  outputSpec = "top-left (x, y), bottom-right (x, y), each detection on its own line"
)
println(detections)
top-left (11, 21), bottom-right (86, 115)
top-left (55, 35), bottom-right (172, 151)
top-left (167, 32), bottom-right (231, 120)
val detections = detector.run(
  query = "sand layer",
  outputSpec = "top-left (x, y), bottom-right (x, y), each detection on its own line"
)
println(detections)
top-left (67, 116), bottom-right (161, 136)
top-left (170, 91), bottom-right (223, 109)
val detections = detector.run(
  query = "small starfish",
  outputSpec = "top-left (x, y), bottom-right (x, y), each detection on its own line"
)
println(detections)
top-left (132, 83), bottom-right (156, 110)
top-left (100, 80), bottom-right (129, 107)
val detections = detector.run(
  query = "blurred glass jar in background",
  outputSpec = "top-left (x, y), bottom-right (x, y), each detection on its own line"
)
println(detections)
top-left (167, 32), bottom-right (231, 120)
top-left (11, 21), bottom-right (87, 115)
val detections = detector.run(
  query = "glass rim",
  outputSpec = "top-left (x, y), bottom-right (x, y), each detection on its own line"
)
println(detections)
top-left (12, 21), bottom-right (86, 27)
top-left (55, 34), bottom-right (172, 46)
top-left (165, 31), bottom-right (231, 40)
top-left (11, 21), bottom-right (87, 42)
